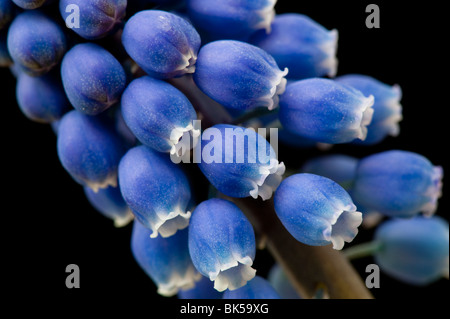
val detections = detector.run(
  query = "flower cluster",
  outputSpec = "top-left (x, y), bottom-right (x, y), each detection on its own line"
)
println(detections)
top-left (3, 0), bottom-right (446, 299)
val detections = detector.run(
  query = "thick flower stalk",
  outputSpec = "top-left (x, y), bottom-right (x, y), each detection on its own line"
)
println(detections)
top-left (131, 221), bottom-right (201, 297)
top-left (336, 74), bottom-right (403, 145)
top-left (274, 173), bottom-right (363, 250)
top-left (59, 0), bottom-right (127, 40)
top-left (7, 10), bottom-right (66, 75)
top-left (187, 0), bottom-right (276, 42)
top-left (250, 13), bottom-right (338, 80)
top-left (198, 124), bottom-right (285, 200)
top-left (222, 276), bottom-right (280, 299)
top-left (61, 43), bottom-right (127, 115)
top-left (57, 110), bottom-right (128, 192)
top-left (84, 185), bottom-right (134, 228)
top-left (194, 40), bottom-right (288, 111)
top-left (122, 10), bottom-right (201, 79)
top-left (279, 78), bottom-right (375, 144)
top-left (374, 216), bottom-right (449, 285)
top-left (118, 145), bottom-right (192, 238)
top-left (351, 150), bottom-right (443, 218)
top-left (188, 198), bottom-right (256, 292)
top-left (121, 76), bottom-right (199, 157)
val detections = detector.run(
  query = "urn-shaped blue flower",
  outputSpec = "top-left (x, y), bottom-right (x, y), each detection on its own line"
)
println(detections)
top-left (194, 40), bottom-right (288, 111)
top-left (188, 198), bottom-right (256, 291)
top-left (198, 124), bottom-right (285, 200)
top-left (121, 76), bottom-right (199, 157)
top-left (84, 185), bottom-right (134, 228)
top-left (352, 150), bottom-right (443, 218)
top-left (7, 10), bottom-right (66, 75)
top-left (131, 221), bottom-right (201, 297)
top-left (16, 72), bottom-right (71, 123)
top-left (223, 276), bottom-right (280, 299)
top-left (122, 10), bottom-right (201, 79)
top-left (61, 43), bottom-right (127, 115)
top-left (250, 13), bottom-right (338, 80)
top-left (118, 145), bottom-right (192, 238)
top-left (187, 0), bottom-right (276, 42)
top-left (57, 110), bottom-right (128, 192)
top-left (60, 0), bottom-right (127, 40)
top-left (274, 173), bottom-right (363, 250)
top-left (279, 78), bottom-right (374, 144)
top-left (336, 74), bottom-right (403, 145)
top-left (374, 216), bottom-right (449, 285)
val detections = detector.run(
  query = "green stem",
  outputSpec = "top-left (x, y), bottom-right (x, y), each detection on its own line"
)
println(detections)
top-left (342, 240), bottom-right (383, 260)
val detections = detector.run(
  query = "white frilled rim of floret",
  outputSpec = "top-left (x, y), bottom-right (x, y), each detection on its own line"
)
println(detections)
top-left (157, 264), bottom-right (202, 297)
top-left (169, 122), bottom-right (201, 157)
top-left (320, 29), bottom-right (339, 78)
top-left (113, 207), bottom-right (135, 228)
top-left (177, 49), bottom-right (197, 75)
top-left (254, 0), bottom-right (277, 34)
top-left (150, 207), bottom-right (191, 238)
top-left (266, 68), bottom-right (289, 111)
top-left (322, 202), bottom-right (363, 250)
top-left (249, 158), bottom-right (286, 201)
top-left (379, 84), bottom-right (403, 137)
top-left (208, 255), bottom-right (256, 292)
top-left (353, 94), bottom-right (375, 141)
top-left (421, 165), bottom-right (444, 217)
top-left (85, 174), bottom-right (118, 193)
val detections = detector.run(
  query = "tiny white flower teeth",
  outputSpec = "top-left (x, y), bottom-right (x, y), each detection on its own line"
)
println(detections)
top-left (319, 29), bottom-right (339, 78)
top-left (157, 264), bottom-right (202, 297)
top-left (355, 94), bottom-right (375, 141)
top-left (151, 208), bottom-right (192, 238)
top-left (86, 174), bottom-right (118, 193)
top-left (382, 84), bottom-right (403, 137)
top-left (266, 68), bottom-right (289, 111)
top-left (421, 165), bottom-right (444, 217)
top-left (113, 208), bottom-right (135, 228)
top-left (210, 256), bottom-right (256, 292)
top-left (170, 122), bottom-right (201, 157)
top-left (249, 159), bottom-right (286, 201)
top-left (177, 50), bottom-right (197, 74)
top-left (254, 0), bottom-right (277, 34)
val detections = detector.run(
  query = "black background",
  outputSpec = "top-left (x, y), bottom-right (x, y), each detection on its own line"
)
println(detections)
top-left (2, 0), bottom-right (448, 312)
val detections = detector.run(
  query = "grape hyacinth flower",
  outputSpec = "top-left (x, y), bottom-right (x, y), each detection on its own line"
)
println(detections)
top-left (188, 198), bottom-right (256, 291)
top-left (274, 173), bottom-right (363, 250)
top-left (250, 13), bottom-right (338, 80)
top-left (118, 145), bottom-right (192, 238)
top-left (336, 74), bottom-right (403, 145)
top-left (60, 0), bottom-right (127, 40)
top-left (197, 124), bottom-right (285, 200)
top-left (279, 78), bottom-right (374, 144)
top-left (194, 40), bottom-right (288, 111)
top-left (374, 216), bottom-right (449, 285)
top-left (7, 10), bottom-right (66, 76)
top-left (131, 221), bottom-right (201, 297)
top-left (61, 43), bottom-right (127, 115)
top-left (84, 186), bottom-right (134, 227)
top-left (122, 10), bottom-right (201, 79)
top-left (223, 276), bottom-right (280, 299)
top-left (57, 110), bottom-right (127, 191)
top-left (178, 275), bottom-right (223, 299)
top-left (16, 72), bottom-right (71, 123)
top-left (352, 150), bottom-right (443, 218)
top-left (11, 0), bottom-right (50, 9)
top-left (300, 154), bottom-right (359, 191)
top-left (121, 76), bottom-right (199, 157)
top-left (187, 0), bottom-right (276, 42)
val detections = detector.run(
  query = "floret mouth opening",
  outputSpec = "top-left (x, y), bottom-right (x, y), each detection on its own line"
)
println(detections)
top-left (176, 51), bottom-right (197, 75)
top-left (322, 205), bottom-right (363, 250)
top-left (266, 67), bottom-right (289, 111)
top-left (157, 265), bottom-right (202, 297)
top-left (254, 0), bottom-right (277, 33)
top-left (319, 28), bottom-right (339, 78)
top-left (355, 95), bottom-right (375, 141)
top-left (150, 208), bottom-right (191, 238)
top-left (249, 159), bottom-right (286, 201)
top-left (208, 256), bottom-right (256, 292)
top-left (421, 165), bottom-right (444, 217)
top-left (170, 122), bottom-right (201, 157)
top-left (113, 208), bottom-right (135, 228)
top-left (85, 175), bottom-right (118, 193)
top-left (379, 86), bottom-right (403, 137)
